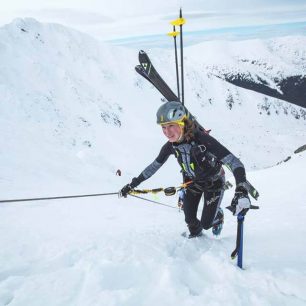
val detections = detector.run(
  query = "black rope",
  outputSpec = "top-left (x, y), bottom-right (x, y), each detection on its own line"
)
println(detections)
top-left (0, 192), bottom-right (119, 204)
top-left (0, 191), bottom-right (177, 210)
top-left (0, 185), bottom-right (181, 210)
top-left (129, 194), bottom-right (177, 209)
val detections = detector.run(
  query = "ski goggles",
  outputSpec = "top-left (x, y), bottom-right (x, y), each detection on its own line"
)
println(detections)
top-left (159, 116), bottom-right (187, 127)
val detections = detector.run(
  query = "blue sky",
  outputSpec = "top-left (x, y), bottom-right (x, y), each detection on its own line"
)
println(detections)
top-left (2, 0), bottom-right (306, 19)
top-left (1, 0), bottom-right (305, 42)
top-left (109, 21), bottom-right (306, 48)
top-left (2, 0), bottom-right (306, 12)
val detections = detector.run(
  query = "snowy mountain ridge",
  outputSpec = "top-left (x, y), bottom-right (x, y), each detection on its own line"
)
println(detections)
top-left (0, 18), bottom-right (305, 196)
top-left (183, 37), bottom-right (306, 108)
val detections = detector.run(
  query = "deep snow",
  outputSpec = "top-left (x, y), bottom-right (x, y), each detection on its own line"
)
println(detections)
top-left (1, 151), bottom-right (306, 306)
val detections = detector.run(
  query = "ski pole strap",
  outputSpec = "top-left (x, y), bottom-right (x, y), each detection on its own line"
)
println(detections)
top-left (231, 214), bottom-right (244, 259)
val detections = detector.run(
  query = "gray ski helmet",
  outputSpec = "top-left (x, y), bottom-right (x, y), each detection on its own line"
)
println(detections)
top-left (156, 101), bottom-right (187, 125)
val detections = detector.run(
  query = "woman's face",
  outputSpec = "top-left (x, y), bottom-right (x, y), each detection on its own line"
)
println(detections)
top-left (161, 123), bottom-right (183, 142)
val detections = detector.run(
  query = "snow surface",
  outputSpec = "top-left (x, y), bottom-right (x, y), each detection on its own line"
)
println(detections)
top-left (1, 147), bottom-right (306, 306)
top-left (0, 18), bottom-right (306, 305)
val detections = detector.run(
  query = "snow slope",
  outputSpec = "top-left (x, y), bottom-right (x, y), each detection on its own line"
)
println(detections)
top-left (0, 18), bottom-right (306, 305)
top-left (1, 144), bottom-right (306, 306)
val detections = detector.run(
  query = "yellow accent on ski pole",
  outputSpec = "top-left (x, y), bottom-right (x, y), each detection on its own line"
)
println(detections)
top-left (170, 17), bottom-right (186, 26)
top-left (167, 31), bottom-right (180, 37)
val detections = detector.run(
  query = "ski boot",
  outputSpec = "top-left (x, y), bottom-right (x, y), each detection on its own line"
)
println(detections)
top-left (187, 219), bottom-right (203, 239)
top-left (212, 208), bottom-right (224, 236)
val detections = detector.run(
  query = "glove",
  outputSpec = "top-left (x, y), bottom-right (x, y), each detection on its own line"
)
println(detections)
top-left (119, 177), bottom-right (140, 198)
top-left (119, 184), bottom-right (133, 198)
top-left (230, 186), bottom-right (251, 216)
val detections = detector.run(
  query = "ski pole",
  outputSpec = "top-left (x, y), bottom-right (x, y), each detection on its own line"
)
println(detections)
top-left (179, 8), bottom-right (185, 105)
top-left (170, 8), bottom-right (186, 105)
top-left (167, 26), bottom-right (180, 100)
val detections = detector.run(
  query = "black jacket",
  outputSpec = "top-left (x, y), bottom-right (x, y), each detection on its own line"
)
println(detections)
top-left (131, 131), bottom-right (246, 188)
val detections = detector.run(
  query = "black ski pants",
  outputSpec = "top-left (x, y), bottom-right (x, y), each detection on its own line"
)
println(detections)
top-left (183, 177), bottom-right (225, 231)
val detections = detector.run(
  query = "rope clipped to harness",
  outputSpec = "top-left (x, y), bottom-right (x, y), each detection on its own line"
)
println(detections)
top-left (130, 181), bottom-right (193, 197)
top-left (127, 180), bottom-right (234, 210)
top-left (126, 181), bottom-right (195, 208)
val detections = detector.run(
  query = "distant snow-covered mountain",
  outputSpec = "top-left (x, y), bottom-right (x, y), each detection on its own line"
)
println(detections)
top-left (220, 36), bottom-right (306, 108)
top-left (183, 36), bottom-right (306, 109)
top-left (0, 18), bottom-right (305, 197)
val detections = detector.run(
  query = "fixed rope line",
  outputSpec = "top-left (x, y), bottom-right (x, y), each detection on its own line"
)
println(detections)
top-left (129, 194), bottom-right (177, 209)
top-left (0, 192), bottom-right (119, 204)
top-left (0, 184), bottom-right (184, 205)
top-left (0, 181), bottom-right (232, 205)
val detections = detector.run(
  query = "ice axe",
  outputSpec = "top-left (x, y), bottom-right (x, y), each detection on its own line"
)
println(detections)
top-left (227, 180), bottom-right (260, 269)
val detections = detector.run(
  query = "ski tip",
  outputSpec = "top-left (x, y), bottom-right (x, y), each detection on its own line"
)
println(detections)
top-left (139, 50), bottom-right (146, 54)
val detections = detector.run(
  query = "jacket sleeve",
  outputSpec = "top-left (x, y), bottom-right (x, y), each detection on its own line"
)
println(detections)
top-left (131, 142), bottom-right (173, 187)
top-left (198, 132), bottom-right (247, 185)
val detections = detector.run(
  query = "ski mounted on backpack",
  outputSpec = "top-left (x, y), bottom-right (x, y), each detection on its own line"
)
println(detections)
top-left (135, 8), bottom-right (186, 104)
top-left (135, 50), bottom-right (180, 102)
top-left (134, 12), bottom-right (209, 133)
top-left (135, 50), bottom-right (209, 134)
